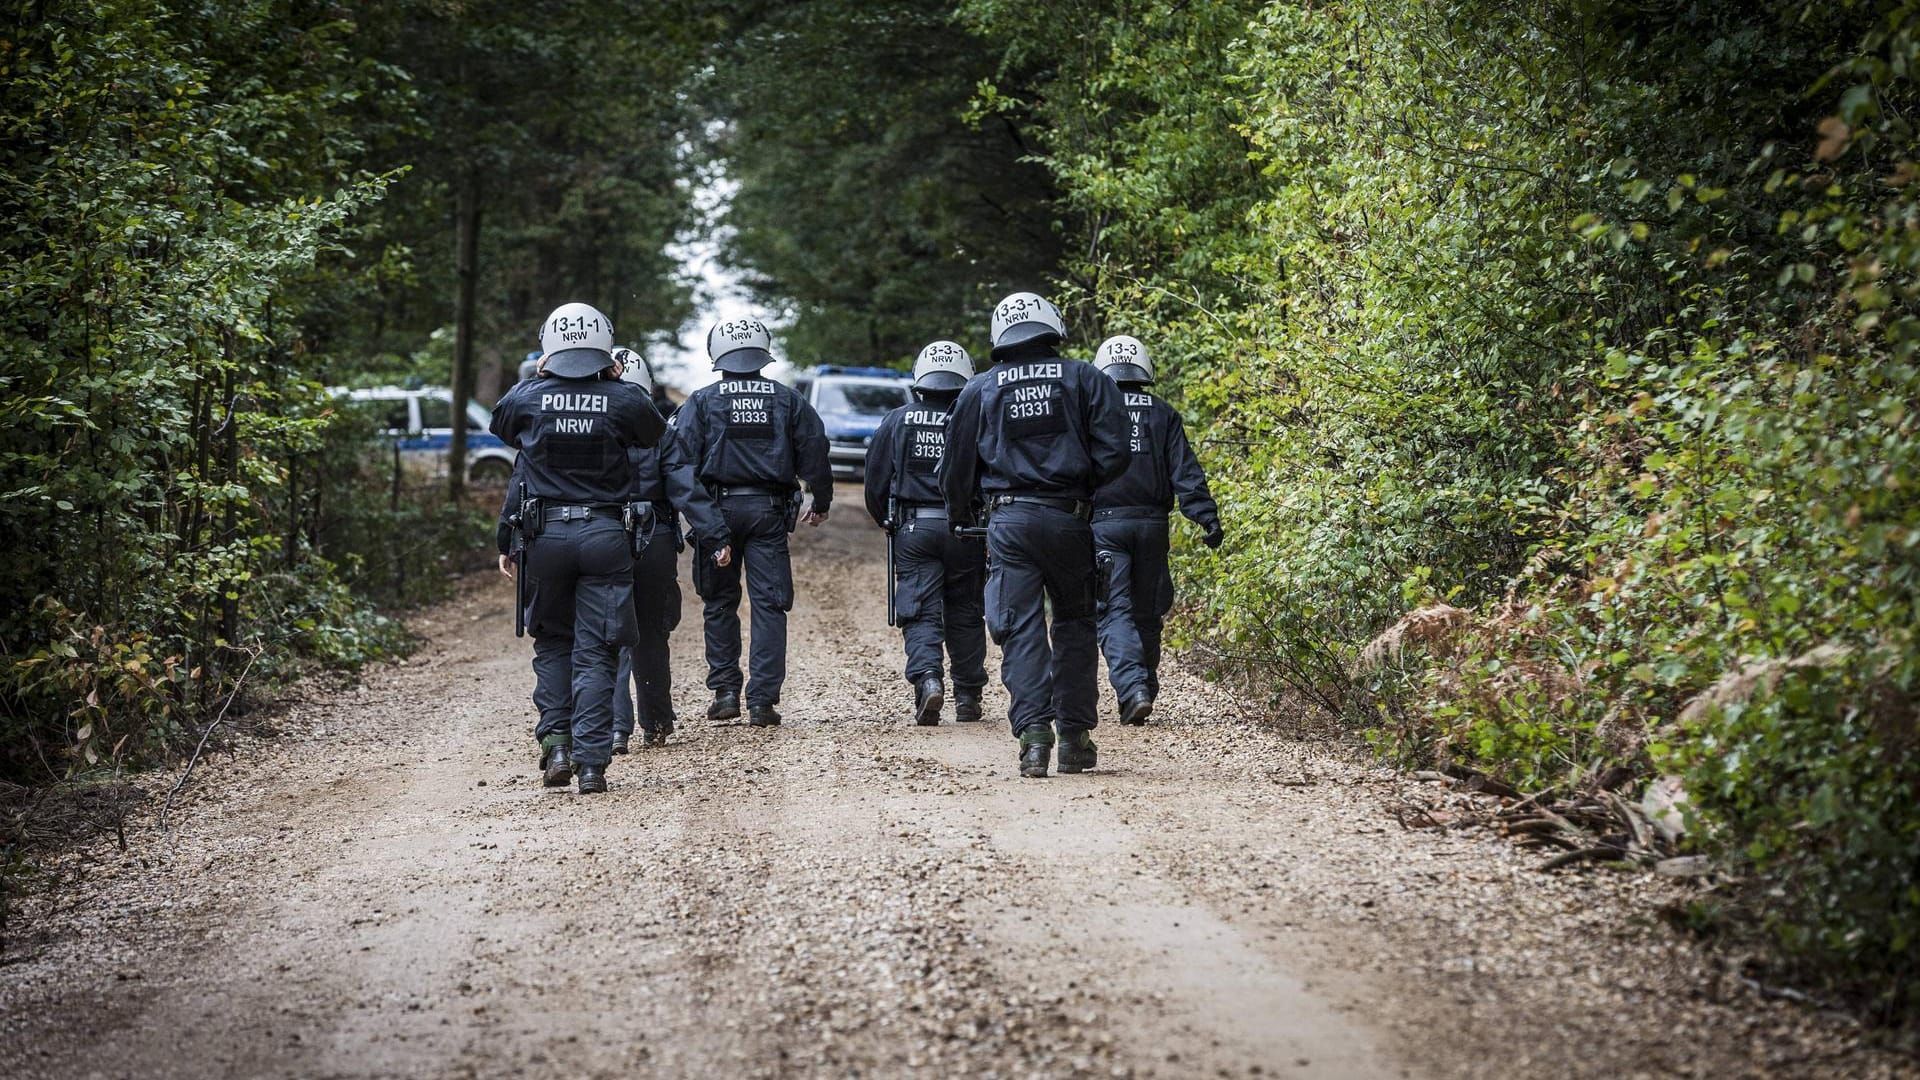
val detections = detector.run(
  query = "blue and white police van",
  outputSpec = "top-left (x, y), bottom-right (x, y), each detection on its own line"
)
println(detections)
top-left (792, 365), bottom-right (914, 481)
top-left (336, 385), bottom-right (517, 485)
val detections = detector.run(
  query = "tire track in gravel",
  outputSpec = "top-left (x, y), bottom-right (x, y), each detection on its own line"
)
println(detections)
top-left (5, 487), bottom-right (1913, 1079)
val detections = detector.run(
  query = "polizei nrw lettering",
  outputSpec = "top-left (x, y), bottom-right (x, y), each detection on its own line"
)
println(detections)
top-left (725, 380), bottom-right (778, 396)
top-left (540, 392), bottom-right (609, 413)
top-left (995, 362), bottom-right (1062, 385)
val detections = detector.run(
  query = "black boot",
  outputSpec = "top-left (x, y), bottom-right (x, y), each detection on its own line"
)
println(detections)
top-left (1018, 733), bottom-right (1052, 779)
top-left (913, 677), bottom-right (944, 726)
top-left (541, 743), bottom-right (574, 788)
top-left (707, 689), bottom-right (741, 722)
top-left (611, 732), bottom-right (631, 755)
top-left (1119, 695), bottom-right (1153, 726)
top-left (748, 704), bottom-right (782, 728)
top-left (576, 765), bottom-right (607, 794)
top-left (954, 692), bottom-right (984, 723)
top-left (1057, 729), bottom-right (1098, 774)
top-left (641, 729), bottom-right (666, 749)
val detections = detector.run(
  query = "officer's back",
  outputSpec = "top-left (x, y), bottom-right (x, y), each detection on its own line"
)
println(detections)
top-left (494, 374), bottom-right (662, 506)
top-left (673, 319), bottom-right (831, 728)
top-left (942, 310), bottom-right (1129, 511)
top-left (488, 302), bottom-right (665, 796)
top-left (941, 292), bottom-right (1129, 780)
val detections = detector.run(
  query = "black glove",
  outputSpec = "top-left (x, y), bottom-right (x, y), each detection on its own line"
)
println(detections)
top-left (1203, 523), bottom-right (1225, 549)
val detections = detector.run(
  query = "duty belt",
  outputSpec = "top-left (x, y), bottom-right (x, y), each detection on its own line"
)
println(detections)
top-left (1092, 506), bottom-right (1166, 521)
top-left (990, 493), bottom-right (1092, 521)
top-left (542, 503), bottom-right (621, 523)
top-left (905, 505), bottom-right (948, 520)
top-left (716, 484), bottom-right (788, 499)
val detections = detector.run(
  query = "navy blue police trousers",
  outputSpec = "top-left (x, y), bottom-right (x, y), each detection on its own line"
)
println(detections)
top-left (983, 502), bottom-right (1100, 741)
top-left (526, 515), bottom-right (638, 768)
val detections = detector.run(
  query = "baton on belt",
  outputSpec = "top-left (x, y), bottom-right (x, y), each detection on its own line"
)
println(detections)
top-left (507, 481), bottom-right (533, 638)
top-left (883, 474), bottom-right (904, 627)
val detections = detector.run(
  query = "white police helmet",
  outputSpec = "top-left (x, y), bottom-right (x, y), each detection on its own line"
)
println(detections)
top-left (912, 340), bottom-right (973, 392)
top-left (613, 347), bottom-right (653, 393)
top-left (706, 318), bottom-right (774, 373)
top-left (539, 302), bottom-right (615, 378)
top-left (1093, 335), bottom-right (1154, 385)
top-left (989, 291), bottom-right (1066, 352)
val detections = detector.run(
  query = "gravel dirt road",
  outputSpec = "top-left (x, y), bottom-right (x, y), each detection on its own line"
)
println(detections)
top-left (2, 496), bottom-right (1913, 1078)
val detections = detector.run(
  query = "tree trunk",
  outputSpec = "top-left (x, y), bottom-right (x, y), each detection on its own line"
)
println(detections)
top-left (448, 168), bottom-right (482, 503)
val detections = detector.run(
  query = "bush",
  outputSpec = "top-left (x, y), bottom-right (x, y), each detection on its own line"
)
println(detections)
top-left (1673, 649), bottom-right (1919, 1017)
top-left (960, 0), bottom-right (1920, 1013)
top-left (0, 7), bottom-right (490, 784)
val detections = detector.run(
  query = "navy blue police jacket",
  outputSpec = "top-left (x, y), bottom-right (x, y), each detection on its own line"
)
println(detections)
top-left (630, 428), bottom-right (731, 548)
top-left (862, 395), bottom-right (955, 525)
top-left (489, 373), bottom-right (666, 506)
top-left (938, 353), bottom-right (1132, 525)
top-left (670, 372), bottom-right (834, 513)
top-left (1095, 388), bottom-right (1220, 528)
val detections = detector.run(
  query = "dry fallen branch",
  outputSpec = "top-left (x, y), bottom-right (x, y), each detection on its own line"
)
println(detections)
top-left (160, 648), bottom-right (261, 829)
top-left (1393, 769), bottom-right (1684, 872)
top-left (1604, 791), bottom-right (1657, 856)
top-left (1442, 763), bottom-right (1521, 799)
top-left (1539, 845), bottom-right (1631, 871)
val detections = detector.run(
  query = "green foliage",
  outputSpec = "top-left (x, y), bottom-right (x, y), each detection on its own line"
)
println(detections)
top-left (0, 3), bottom-right (475, 783)
top-left (946, 0), bottom-right (1918, 1012)
top-left (1673, 651), bottom-right (1918, 1010)
top-left (328, 1), bottom-right (706, 393)
top-left (699, 0), bottom-right (1064, 364)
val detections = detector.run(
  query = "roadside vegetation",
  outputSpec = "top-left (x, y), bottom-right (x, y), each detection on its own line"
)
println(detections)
top-left (707, 0), bottom-right (1920, 1019)
top-left (3, 0), bottom-right (1914, 1020)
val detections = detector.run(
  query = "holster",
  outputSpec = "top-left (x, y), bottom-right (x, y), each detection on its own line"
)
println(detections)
top-left (783, 490), bottom-right (804, 533)
top-left (622, 502), bottom-right (656, 556)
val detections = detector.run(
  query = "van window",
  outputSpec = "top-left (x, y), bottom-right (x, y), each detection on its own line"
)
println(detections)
top-left (417, 395), bottom-right (452, 430)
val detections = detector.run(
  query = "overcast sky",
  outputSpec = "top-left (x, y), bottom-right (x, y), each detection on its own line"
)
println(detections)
top-left (648, 167), bottom-right (794, 394)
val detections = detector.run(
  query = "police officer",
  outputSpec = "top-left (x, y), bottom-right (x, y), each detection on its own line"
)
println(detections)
top-left (490, 303), bottom-right (666, 794)
top-left (1090, 336), bottom-right (1222, 725)
top-left (940, 293), bottom-right (1130, 777)
top-left (673, 319), bottom-right (833, 728)
top-left (864, 341), bottom-right (988, 726)
top-left (607, 349), bottom-right (732, 752)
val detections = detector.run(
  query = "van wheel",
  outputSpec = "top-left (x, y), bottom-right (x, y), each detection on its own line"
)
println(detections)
top-left (468, 458), bottom-right (513, 487)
